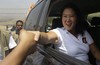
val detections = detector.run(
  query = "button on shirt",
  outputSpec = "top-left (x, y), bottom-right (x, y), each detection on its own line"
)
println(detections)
top-left (51, 28), bottom-right (94, 63)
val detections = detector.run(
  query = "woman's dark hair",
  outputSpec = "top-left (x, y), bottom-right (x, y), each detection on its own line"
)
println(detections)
top-left (16, 20), bottom-right (23, 25)
top-left (60, 2), bottom-right (88, 35)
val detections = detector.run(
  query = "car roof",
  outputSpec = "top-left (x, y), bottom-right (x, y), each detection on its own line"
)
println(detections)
top-left (49, 0), bottom-right (100, 17)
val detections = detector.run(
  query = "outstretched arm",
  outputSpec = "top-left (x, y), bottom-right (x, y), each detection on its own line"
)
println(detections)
top-left (33, 31), bottom-right (58, 44)
top-left (90, 43), bottom-right (100, 61)
top-left (0, 30), bottom-right (36, 65)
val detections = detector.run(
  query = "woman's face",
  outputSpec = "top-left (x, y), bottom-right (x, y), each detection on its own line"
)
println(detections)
top-left (62, 8), bottom-right (77, 32)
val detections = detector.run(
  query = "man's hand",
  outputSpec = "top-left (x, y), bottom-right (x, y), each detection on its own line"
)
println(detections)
top-left (30, 31), bottom-right (40, 41)
top-left (19, 29), bottom-right (36, 46)
top-left (0, 30), bottom-right (37, 65)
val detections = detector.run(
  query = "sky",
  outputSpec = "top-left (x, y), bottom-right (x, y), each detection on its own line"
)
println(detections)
top-left (0, 0), bottom-right (38, 22)
top-left (0, 0), bottom-right (38, 8)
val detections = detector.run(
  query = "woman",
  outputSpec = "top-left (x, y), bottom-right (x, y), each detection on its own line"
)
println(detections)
top-left (34, 3), bottom-right (100, 64)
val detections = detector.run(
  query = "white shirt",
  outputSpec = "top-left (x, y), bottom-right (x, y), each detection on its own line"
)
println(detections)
top-left (9, 34), bottom-right (17, 49)
top-left (51, 28), bottom-right (94, 63)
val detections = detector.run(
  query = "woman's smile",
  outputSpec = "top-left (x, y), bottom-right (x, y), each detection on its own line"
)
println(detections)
top-left (65, 20), bottom-right (72, 27)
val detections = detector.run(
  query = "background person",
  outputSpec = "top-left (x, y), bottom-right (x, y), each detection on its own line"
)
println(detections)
top-left (6, 20), bottom-right (24, 56)
top-left (11, 20), bottom-right (23, 34)
top-left (9, 20), bottom-right (24, 49)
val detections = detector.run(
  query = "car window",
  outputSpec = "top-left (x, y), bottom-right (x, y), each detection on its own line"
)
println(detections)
top-left (24, 0), bottom-right (51, 31)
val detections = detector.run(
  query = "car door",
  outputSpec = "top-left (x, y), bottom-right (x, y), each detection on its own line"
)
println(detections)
top-left (24, 0), bottom-right (51, 32)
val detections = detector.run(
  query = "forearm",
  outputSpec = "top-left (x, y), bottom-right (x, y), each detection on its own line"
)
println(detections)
top-left (90, 43), bottom-right (100, 61)
top-left (38, 32), bottom-right (58, 45)
top-left (93, 49), bottom-right (100, 61)
top-left (0, 40), bottom-right (36, 65)
top-left (38, 32), bottom-right (49, 44)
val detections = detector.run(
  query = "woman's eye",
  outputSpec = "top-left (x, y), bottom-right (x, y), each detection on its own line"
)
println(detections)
top-left (63, 16), bottom-right (67, 17)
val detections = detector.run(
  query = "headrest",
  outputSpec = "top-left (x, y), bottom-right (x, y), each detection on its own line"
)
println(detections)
top-left (52, 18), bottom-right (63, 29)
top-left (91, 17), bottom-right (100, 26)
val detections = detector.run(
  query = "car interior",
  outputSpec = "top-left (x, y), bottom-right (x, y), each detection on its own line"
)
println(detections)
top-left (24, 0), bottom-right (100, 65)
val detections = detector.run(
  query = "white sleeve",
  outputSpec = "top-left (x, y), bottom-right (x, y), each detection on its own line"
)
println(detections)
top-left (50, 28), bottom-right (62, 44)
top-left (85, 31), bottom-right (94, 45)
top-left (9, 35), bottom-right (17, 49)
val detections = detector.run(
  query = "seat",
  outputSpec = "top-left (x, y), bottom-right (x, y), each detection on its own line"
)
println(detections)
top-left (88, 17), bottom-right (100, 65)
top-left (90, 17), bottom-right (100, 49)
top-left (91, 17), bottom-right (100, 26)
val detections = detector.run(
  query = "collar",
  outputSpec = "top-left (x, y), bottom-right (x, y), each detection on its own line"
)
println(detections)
top-left (62, 27), bottom-right (69, 34)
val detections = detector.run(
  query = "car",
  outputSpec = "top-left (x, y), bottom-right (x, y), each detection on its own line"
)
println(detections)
top-left (24, 0), bottom-right (100, 65)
